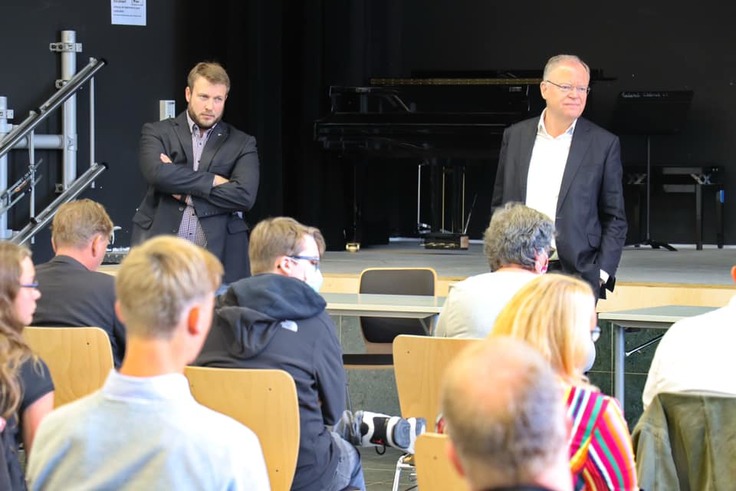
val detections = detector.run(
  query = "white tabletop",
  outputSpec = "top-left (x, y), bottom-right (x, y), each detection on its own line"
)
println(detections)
top-left (322, 292), bottom-right (444, 318)
top-left (599, 305), bottom-right (716, 325)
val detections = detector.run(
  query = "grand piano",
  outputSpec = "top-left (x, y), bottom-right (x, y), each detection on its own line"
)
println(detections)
top-left (314, 71), bottom-right (543, 248)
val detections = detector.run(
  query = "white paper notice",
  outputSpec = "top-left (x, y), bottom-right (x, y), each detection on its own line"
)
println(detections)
top-left (111, 0), bottom-right (147, 27)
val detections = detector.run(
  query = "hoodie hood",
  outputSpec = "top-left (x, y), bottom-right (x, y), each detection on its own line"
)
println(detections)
top-left (212, 274), bottom-right (327, 359)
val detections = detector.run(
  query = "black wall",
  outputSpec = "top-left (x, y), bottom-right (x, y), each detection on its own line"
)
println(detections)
top-left (3, 0), bottom-right (736, 257)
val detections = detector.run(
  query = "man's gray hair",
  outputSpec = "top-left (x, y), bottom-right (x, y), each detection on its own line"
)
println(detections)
top-left (543, 54), bottom-right (590, 79)
top-left (483, 203), bottom-right (554, 271)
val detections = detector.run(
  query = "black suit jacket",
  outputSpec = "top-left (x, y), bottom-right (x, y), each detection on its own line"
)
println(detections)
top-left (33, 255), bottom-right (126, 367)
top-left (491, 116), bottom-right (627, 297)
top-left (131, 112), bottom-right (259, 283)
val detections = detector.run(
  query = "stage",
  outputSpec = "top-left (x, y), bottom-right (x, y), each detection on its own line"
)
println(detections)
top-left (321, 239), bottom-right (736, 311)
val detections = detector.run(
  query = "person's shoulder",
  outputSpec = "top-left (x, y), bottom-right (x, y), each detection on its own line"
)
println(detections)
top-left (189, 402), bottom-right (261, 446)
top-left (507, 116), bottom-right (539, 131)
top-left (576, 117), bottom-right (617, 139)
top-left (219, 121), bottom-right (255, 142)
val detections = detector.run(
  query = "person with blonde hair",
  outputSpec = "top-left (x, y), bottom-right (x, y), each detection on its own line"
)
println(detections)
top-left (491, 274), bottom-right (637, 490)
top-left (27, 236), bottom-right (269, 490)
top-left (0, 242), bottom-right (54, 488)
top-left (33, 198), bottom-right (126, 366)
top-left (132, 61), bottom-right (260, 284)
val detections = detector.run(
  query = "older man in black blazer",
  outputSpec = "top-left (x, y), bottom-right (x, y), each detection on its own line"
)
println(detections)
top-left (492, 54), bottom-right (627, 299)
top-left (132, 61), bottom-right (259, 283)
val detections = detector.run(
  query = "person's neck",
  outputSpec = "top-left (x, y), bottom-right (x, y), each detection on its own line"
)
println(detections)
top-left (543, 112), bottom-right (574, 139)
top-left (118, 337), bottom-right (187, 378)
top-left (495, 264), bottom-right (535, 273)
top-left (54, 247), bottom-right (97, 271)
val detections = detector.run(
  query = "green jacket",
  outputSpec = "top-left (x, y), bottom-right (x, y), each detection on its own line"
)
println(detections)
top-left (631, 392), bottom-right (736, 491)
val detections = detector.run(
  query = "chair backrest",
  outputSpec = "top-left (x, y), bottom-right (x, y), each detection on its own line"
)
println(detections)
top-left (632, 392), bottom-right (736, 490)
top-left (414, 433), bottom-right (468, 491)
top-left (184, 367), bottom-right (300, 491)
top-left (358, 267), bottom-right (437, 353)
top-left (393, 334), bottom-right (479, 424)
top-left (24, 326), bottom-right (114, 408)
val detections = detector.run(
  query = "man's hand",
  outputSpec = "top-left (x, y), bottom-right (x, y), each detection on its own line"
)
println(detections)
top-left (160, 154), bottom-right (183, 200)
top-left (213, 175), bottom-right (229, 186)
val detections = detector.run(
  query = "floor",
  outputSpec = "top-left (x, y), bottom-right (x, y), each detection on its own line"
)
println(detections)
top-left (362, 447), bottom-right (417, 491)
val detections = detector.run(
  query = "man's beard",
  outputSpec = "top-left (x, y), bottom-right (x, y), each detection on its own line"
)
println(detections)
top-left (188, 107), bottom-right (220, 129)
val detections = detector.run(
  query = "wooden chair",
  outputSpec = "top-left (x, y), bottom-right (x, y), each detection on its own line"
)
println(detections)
top-left (393, 334), bottom-right (480, 425)
top-left (24, 326), bottom-right (114, 408)
top-left (391, 334), bottom-right (479, 491)
top-left (343, 267), bottom-right (437, 368)
top-left (184, 367), bottom-right (300, 491)
top-left (415, 433), bottom-right (468, 491)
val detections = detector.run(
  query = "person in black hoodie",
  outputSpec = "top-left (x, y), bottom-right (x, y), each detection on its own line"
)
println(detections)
top-left (195, 216), bottom-right (422, 491)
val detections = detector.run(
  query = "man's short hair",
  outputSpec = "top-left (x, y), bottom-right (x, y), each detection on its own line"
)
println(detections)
top-left (51, 199), bottom-right (113, 249)
top-left (543, 54), bottom-right (591, 78)
top-left (187, 61), bottom-right (231, 92)
top-left (116, 236), bottom-right (223, 339)
top-left (484, 203), bottom-right (554, 271)
top-left (441, 337), bottom-right (567, 488)
top-left (249, 217), bottom-right (326, 275)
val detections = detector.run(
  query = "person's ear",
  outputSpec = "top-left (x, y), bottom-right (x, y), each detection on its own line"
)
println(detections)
top-left (90, 234), bottom-right (106, 258)
top-left (731, 266), bottom-right (736, 284)
top-left (187, 305), bottom-right (204, 335)
top-left (114, 301), bottom-right (126, 325)
top-left (276, 256), bottom-right (293, 276)
top-left (534, 251), bottom-right (548, 274)
top-left (446, 438), bottom-right (467, 479)
top-left (185, 86), bottom-right (192, 103)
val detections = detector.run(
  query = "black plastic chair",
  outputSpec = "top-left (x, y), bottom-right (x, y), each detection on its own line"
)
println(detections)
top-left (342, 267), bottom-right (437, 368)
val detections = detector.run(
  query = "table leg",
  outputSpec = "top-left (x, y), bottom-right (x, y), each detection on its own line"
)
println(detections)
top-left (614, 323), bottom-right (626, 405)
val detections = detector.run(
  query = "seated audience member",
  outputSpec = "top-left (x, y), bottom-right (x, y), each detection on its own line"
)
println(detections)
top-left (435, 202), bottom-right (554, 338)
top-left (642, 265), bottom-right (736, 410)
top-left (32, 199), bottom-right (126, 366)
top-left (195, 216), bottom-right (424, 491)
top-left (27, 236), bottom-right (270, 490)
top-left (441, 337), bottom-right (573, 491)
top-left (491, 274), bottom-right (637, 491)
top-left (0, 242), bottom-right (54, 488)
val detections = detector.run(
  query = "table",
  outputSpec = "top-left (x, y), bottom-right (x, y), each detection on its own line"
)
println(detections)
top-left (323, 293), bottom-right (445, 333)
top-left (599, 305), bottom-right (716, 407)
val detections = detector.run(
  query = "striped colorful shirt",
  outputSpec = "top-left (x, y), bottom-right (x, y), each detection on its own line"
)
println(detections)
top-left (565, 384), bottom-right (638, 490)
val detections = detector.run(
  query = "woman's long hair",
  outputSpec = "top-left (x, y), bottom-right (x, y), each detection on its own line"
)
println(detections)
top-left (491, 274), bottom-right (595, 386)
top-left (0, 242), bottom-right (34, 419)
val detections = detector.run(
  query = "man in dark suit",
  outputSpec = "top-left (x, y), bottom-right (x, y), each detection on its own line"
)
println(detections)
top-left (491, 54), bottom-right (627, 299)
top-left (132, 61), bottom-right (259, 283)
top-left (33, 199), bottom-right (126, 367)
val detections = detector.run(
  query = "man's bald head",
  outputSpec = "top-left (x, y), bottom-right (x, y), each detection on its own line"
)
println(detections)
top-left (441, 337), bottom-right (570, 490)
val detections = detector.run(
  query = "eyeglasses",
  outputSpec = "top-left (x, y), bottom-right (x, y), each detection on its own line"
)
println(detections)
top-left (288, 255), bottom-right (320, 271)
top-left (19, 282), bottom-right (39, 289)
top-left (591, 325), bottom-right (601, 343)
top-left (545, 80), bottom-right (590, 95)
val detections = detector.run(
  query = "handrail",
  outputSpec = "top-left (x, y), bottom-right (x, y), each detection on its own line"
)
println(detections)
top-left (0, 57), bottom-right (107, 159)
top-left (11, 163), bottom-right (107, 245)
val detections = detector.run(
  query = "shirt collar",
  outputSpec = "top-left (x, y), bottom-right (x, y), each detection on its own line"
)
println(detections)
top-left (537, 109), bottom-right (577, 138)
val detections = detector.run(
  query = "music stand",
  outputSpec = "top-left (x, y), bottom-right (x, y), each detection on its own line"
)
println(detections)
top-left (613, 90), bottom-right (694, 251)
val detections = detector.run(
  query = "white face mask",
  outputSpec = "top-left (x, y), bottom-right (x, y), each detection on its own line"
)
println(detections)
top-left (304, 267), bottom-right (323, 293)
top-left (582, 337), bottom-right (596, 373)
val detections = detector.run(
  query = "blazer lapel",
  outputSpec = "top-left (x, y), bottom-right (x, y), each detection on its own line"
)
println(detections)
top-left (173, 113), bottom-right (195, 167)
top-left (557, 118), bottom-right (591, 212)
top-left (199, 123), bottom-right (229, 172)
top-left (517, 118), bottom-right (539, 201)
